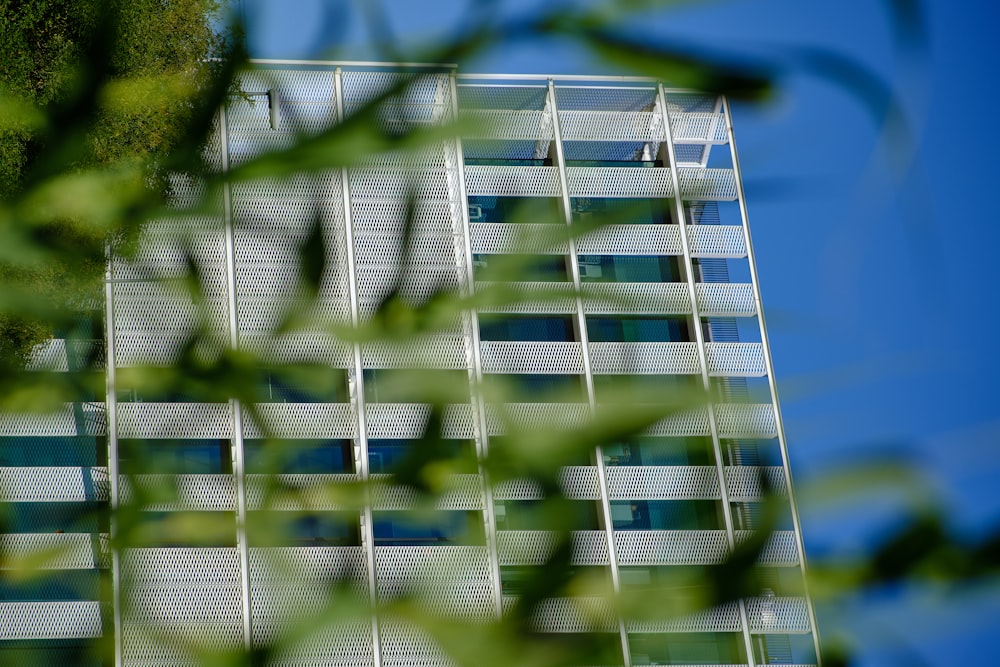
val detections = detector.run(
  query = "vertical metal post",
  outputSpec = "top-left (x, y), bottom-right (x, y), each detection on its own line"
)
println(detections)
top-left (448, 73), bottom-right (505, 618)
top-left (547, 79), bottom-right (632, 667)
top-left (103, 249), bottom-right (123, 667)
top-left (722, 97), bottom-right (823, 665)
top-left (656, 84), bottom-right (758, 667)
top-left (217, 105), bottom-right (254, 652)
top-left (335, 66), bottom-right (383, 667)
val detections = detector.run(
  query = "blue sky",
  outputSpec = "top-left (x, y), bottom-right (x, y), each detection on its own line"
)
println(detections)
top-left (231, 1), bottom-right (1000, 663)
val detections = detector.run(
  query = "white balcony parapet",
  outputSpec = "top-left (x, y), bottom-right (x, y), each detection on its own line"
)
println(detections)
top-left (496, 530), bottom-right (610, 565)
top-left (0, 601), bottom-right (103, 639)
top-left (0, 466), bottom-right (108, 502)
top-left (0, 533), bottom-right (108, 570)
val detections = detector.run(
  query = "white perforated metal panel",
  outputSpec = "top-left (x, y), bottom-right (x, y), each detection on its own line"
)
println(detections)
top-left (491, 466), bottom-right (599, 500)
top-left (525, 597), bottom-right (618, 633)
top-left (463, 166), bottom-right (562, 197)
top-left (118, 474), bottom-right (237, 511)
top-left (121, 548), bottom-right (245, 663)
top-left (117, 402), bottom-right (232, 439)
top-left (484, 403), bottom-right (590, 435)
top-left (475, 281), bottom-right (578, 315)
top-left (614, 530), bottom-right (730, 566)
top-left (695, 283), bottom-right (756, 317)
top-left (644, 408), bottom-right (711, 437)
top-left (480, 341), bottom-right (585, 375)
top-left (244, 403), bottom-right (357, 439)
top-left (581, 282), bottom-right (692, 315)
top-left (496, 530), bottom-right (609, 565)
top-left (735, 530), bottom-right (800, 566)
top-left (558, 110), bottom-right (662, 143)
top-left (704, 343), bottom-right (766, 377)
top-left (362, 335), bottom-right (468, 369)
top-left (0, 533), bottom-right (108, 570)
top-left (469, 223), bottom-right (569, 255)
top-left (0, 601), bottom-right (102, 639)
top-left (563, 168), bottom-right (735, 201)
top-left (470, 222), bottom-right (746, 258)
top-left (576, 224), bottom-right (681, 256)
top-left (0, 466), bottom-right (108, 502)
top-left (687, 224), bottom-right (747, 258)
top-left (589, 342), bottom-right (700, 375)
top-left (605, 466), bottom-right (720, 500)
top-left (365, 404), bottom-right (476, 440)
top-left (379, 619), bottom-right (453, 666)
top-left (246, 473), bottom-right (359, 511)
top-left (0, 403), bottom-right (104, 436)
top-left (374, 546), bottom-right (494, 620)
top-left (667, 110), bottom-right (726, 143)
top-left (248, 546), bottom-right (373, 660)
top-left (745, 596), bottom-right (811, 634)
top-left (370, 474), bottom-right (483, 510)
top-left (249, 546), bottom-right (369, 584)
top-left (460, 109), bottom-right (552, 140)
top-left (241, 333), bottom-right (353, 366)
top-left (724, 466), bottom-right (787, 501)
top-left (715, 404), bottom-right (777, 439)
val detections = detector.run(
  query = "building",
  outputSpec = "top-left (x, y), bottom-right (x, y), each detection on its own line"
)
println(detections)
top-left (0, 63), bottom-right (820, 667)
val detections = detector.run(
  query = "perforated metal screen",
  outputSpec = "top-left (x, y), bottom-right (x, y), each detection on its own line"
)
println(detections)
top-left (0, 65), bottom-right (817, 667)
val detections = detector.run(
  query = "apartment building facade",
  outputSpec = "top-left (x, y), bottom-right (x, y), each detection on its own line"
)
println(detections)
top-left (0, 63), bottom-right (820, 667)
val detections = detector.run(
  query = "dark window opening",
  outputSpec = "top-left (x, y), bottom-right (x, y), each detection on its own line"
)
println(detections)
top-left (480, 315), bottom-right (576, 342)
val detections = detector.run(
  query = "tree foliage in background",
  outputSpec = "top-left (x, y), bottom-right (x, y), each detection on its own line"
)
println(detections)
top-left (0, 0), bottom-right (226, 365)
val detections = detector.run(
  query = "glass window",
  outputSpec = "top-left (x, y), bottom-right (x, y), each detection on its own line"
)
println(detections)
top-left (578, 255), bottom-right (681, 283)
top-left (248, 510), bottom-right (360, 547)
top-left (495, 499), bottom-right (600, 531)
top-left (119, 439), bottom-right (230, 474)
top-left (368, 438), bottom-right (476, 474)
top-left (486, 374), bottom-right (585, 403)
top-left (500, 565), bottom-right (608, 595)
top-left (593, 374), bottom-right (696, 404)
top-left (467, 196), bottom-right (562, 224)
top-left (586, 316), bottom-right (689, 343)
top-left (372, 510), bottom-right (483, 546)
top-left (629, 632), bottom-right (746, 665)
top-left (0, 436), bottom-right (101, 467)
top-left (571, 198), bottom-right (673, 225)
top-left (2, 502), bottom-right (101, 534)
top-left (244, 438), bottom-right (353, 474)
top-left (132, 511), bottom-right (237, 547)
top-left (474, 254), bottom-right (570, 282)
top-left (0, 570), bottom-right (99, 602)
top-left (364, 369), bottom-right (470, 403)
top-left (480, 315), bottom-right (576, 342)
top-left (602, 437), bottom-right (714, 467)
top-left (258, 367), bottom-right (349, 403)
top-left (610, 500), bottom-right (723, 531)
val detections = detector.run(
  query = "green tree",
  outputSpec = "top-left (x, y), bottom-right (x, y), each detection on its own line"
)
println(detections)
top-left (0, 0), bottom-right (227, 364)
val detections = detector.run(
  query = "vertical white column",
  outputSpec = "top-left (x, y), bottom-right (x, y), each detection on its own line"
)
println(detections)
top-left (334, 66), bottom-right (383, 667)
top-left (448, 73), bottom-right (505, 618)
top-left (656, 84), bottom-right (757, 667)
top-left (547, 79), bottom-right (632, 667)
top-left (217, 105), bottom-right (254, 652)
top-left (722, 97), bottom-right (823, 666)
top-left (103, 248), bottom-right (123, 667)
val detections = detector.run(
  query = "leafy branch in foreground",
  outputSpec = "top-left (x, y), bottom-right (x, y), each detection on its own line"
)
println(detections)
top-left (0, 2), bottom-right (963, 667)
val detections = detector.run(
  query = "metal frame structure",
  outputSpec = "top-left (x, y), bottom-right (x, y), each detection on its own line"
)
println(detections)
top-left (0, 61), bottom-right (820, 667)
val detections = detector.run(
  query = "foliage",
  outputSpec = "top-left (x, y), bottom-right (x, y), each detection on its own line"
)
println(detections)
top-left (0, 0), bottom-right (226, 364)
top-left (0, 2), bottom-right (995, 667)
